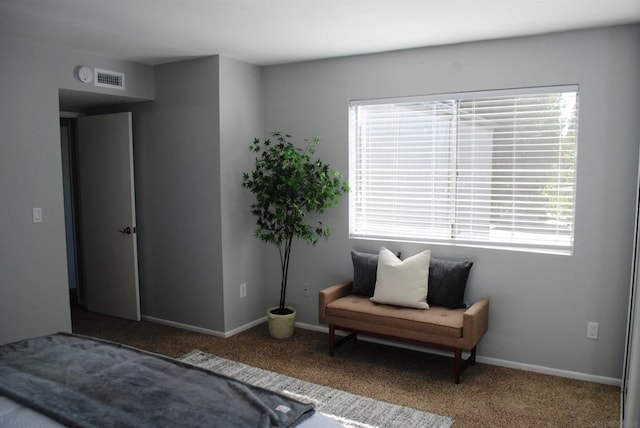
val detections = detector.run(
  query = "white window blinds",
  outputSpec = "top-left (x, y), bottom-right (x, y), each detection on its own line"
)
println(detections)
top-left (349, 86), bottom-right (578, 254)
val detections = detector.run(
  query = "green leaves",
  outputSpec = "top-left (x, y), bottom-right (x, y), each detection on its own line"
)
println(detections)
top-left (242, 131), bottom-right (349, 310)
top-left (242, 131), bottom-right (349, 247)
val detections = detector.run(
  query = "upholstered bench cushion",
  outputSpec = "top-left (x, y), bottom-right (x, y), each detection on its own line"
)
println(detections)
top-left (325, 295), bottom-right (464, 339)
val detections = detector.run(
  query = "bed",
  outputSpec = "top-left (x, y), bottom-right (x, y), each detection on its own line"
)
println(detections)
top-left (0, 333), bottom-right (342, 427)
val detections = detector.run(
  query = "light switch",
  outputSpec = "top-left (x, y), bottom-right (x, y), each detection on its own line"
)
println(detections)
top-left (32, 207), bottom-right (42, 223)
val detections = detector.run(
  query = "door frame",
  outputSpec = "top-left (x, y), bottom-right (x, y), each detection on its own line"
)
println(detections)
top-left (60, 115), bottom-right (85, 306)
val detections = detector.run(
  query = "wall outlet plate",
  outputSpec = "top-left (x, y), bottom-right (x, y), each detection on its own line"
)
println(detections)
top-left (587, 321), bottom-right (599, 339)
top-left (240, 283), bottom-right (247, 299)
top-left (32, 207), bottom-right (42, 223)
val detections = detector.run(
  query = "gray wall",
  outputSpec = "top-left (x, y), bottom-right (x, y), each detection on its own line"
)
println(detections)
top-left (262, 25), bottom-right (640, 379)
top-left (218, 56), bottom-right (268, 330)
top-left (131, 57), bottom-right (226, 332)
top-left (130, 55), bottom-right (267, 333)
top-left (0, 47), bottom-right (268, 338)
top-left (0, 38), bottom-right (154, 345)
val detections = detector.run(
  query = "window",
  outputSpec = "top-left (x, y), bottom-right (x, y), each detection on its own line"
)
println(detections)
top-left (349, 86), bottom-right (578, 254)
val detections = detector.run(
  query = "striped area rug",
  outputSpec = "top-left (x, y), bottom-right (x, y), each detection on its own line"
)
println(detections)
top-left (179, 350), bottom-right (453, 428)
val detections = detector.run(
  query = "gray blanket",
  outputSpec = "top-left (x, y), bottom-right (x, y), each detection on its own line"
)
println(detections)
top-left (0, 333), bottom-right (314, 427)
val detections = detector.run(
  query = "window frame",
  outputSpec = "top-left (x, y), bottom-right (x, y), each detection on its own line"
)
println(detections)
top-left (348, 85), bottom-right (579, 255)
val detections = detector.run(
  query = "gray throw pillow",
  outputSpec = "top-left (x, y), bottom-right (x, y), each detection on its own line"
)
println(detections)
top-left (351, 250), bottom-right (402, 297)
top-left (427, 258), bottom-right (473, 309)
top-left (351, 250), bottom-right (379, 296)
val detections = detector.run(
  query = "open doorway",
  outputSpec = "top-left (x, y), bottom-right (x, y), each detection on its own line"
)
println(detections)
top-left (60, 116), bottom-right (84, 307)
top-left (58, 86), bottom-right (152, 327)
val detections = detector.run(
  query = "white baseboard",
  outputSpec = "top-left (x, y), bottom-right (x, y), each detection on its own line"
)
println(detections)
top-left (295, 321), bottom-right (622, 386)
top-left (226, 316), bottom-right (267, 337)
top-left (141, 315), bottom-right (227, 337)
top-left (477, 356), bottom-right (621, 386)
top-left (141, 315), bottom-right (269, 338)
top-left (295, 321), bottom-right (327, 333)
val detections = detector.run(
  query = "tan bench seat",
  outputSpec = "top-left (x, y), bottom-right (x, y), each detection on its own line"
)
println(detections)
top-left (320, 281), bottom-right (489, 383)
top-left (326, 295), bottom-right (464, 338)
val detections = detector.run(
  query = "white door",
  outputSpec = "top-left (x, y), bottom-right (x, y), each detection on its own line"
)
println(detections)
top-left (76, 112), bottom-right (140, 321)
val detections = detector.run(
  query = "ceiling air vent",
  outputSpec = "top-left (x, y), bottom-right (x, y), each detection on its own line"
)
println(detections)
top-left (94, 68), bottom-right (125, 90)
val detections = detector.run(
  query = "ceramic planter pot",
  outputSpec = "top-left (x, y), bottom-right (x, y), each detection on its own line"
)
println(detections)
top-left (267, 306), bottom-right (296, 339)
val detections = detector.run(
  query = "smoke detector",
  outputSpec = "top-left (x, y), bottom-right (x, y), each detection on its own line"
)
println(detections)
top-left (74, 66), bottom-right (93, 84)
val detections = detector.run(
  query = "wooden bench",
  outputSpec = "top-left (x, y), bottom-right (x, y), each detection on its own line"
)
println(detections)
top-left (319, 281), bottom-right (489, 383)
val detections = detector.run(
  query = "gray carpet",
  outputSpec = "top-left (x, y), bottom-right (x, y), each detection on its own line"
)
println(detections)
top-left (179, 350), bottom-right (454, 428)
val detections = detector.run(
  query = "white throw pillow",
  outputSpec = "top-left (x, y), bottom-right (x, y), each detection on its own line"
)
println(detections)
top-left (370, 247), bottom-right (431, 309)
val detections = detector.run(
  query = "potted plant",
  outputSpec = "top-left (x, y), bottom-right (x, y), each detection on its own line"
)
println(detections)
top-left (242, 131), bottom-right (349, 339)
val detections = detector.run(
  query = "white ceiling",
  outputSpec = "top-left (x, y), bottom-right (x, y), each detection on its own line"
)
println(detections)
top-left (1, 0), bottom-right (639, 66)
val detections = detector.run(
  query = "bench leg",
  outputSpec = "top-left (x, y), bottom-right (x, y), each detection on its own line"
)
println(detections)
top-left (329, 325), bottom-right (335, 356)
top-left (454, 349), bottom-right (462, 384)
top-left (328, 326), bottom-right (358, 356)
top-left (454, 347), bottom-right (478, 383)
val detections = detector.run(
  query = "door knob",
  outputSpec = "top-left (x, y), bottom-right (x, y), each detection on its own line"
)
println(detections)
top-left (117, 226), bottom-right (132, 234)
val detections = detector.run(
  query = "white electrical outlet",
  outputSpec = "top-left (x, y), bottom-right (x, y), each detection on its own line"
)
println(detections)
top-left (32, 207), bottom-right (42, 223)
top-left (587, 321), bottom-right (599, 339)
top-left (302, 282), bottom-right (310, 297)
top-left (240, 283), bottom-right (247, 299)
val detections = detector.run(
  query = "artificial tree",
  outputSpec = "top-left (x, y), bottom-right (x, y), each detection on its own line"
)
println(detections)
top-left (242, 131), bottom-right (349, 316)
